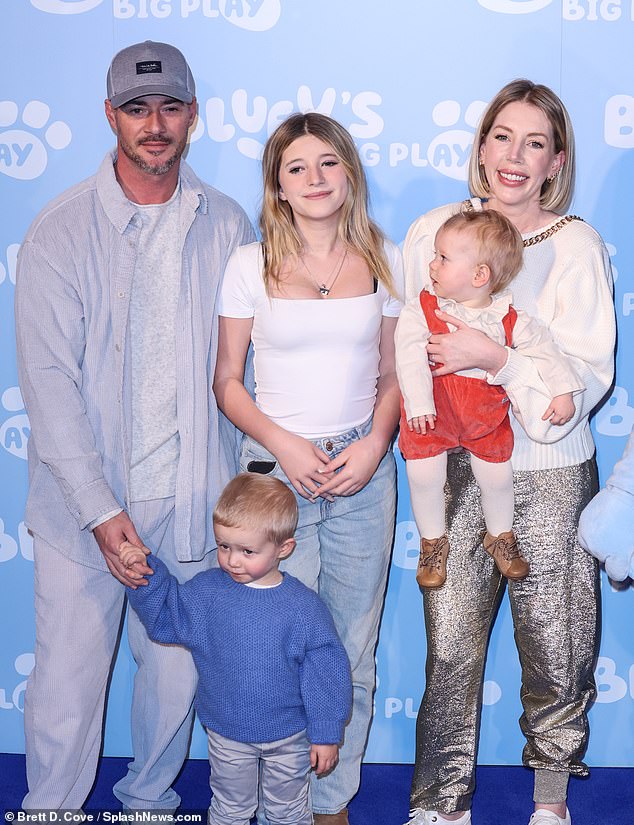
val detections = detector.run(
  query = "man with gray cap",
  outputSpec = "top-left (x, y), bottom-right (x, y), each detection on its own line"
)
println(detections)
top-left (16, 41), bottom-right (254, 812)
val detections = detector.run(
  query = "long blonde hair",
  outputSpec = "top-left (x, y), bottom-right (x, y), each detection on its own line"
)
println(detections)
top-left (468, 79), bottom-right (575, 214)
top-left (259, 112), bottom-right (394, 295)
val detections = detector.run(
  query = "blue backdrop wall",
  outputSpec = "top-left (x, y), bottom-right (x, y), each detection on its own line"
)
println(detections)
top-left (2, 0), bottom-right (634, 767)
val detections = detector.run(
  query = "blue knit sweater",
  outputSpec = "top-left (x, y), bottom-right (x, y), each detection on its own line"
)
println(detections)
top-left (127, 557), bottom-right (352, 745)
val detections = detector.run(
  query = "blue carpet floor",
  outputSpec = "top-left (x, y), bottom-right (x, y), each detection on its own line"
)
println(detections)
top-left (1, 754), bottom-right (632, 824)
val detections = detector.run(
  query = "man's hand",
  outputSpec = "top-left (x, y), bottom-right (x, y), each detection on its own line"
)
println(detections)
top-left (93, 512), bottom-right (147, 587)
top-left (310, 743), bottom-right (339, 776)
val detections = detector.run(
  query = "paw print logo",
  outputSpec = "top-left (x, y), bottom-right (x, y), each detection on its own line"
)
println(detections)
top-left (0, 101), bottom-right (72, 181)
top-left (0, 244), bottom-right (19, 287)
top-left (0, 387), bottom-right (30, 461)
top-left (427, 100), bottom-right (486, 182)
top-left (477, 0), bottom-right (554, 13)
top-left (30, 0), bottom-right (105, 13)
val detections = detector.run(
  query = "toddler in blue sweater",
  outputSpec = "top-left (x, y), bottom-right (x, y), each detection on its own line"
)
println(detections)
top-left (121, 472), bottom-right (352, 825)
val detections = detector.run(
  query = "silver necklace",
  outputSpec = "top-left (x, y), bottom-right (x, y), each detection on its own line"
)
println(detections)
top-left (300, 248), bottom-right (348, 296)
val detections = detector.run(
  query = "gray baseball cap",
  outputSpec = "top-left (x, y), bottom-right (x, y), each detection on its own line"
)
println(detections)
top-left (107, 41), bottom-right (195, 109)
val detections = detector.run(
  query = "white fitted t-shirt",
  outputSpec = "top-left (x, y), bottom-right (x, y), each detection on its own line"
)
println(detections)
top-left (218, 241), bottom-right (404, 438)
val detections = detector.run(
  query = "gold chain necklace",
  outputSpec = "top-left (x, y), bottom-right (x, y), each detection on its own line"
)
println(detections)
top-left (462, 200), bottom-right (584, 247)
top-left (300, 248), bottom-right (348, 297)
top-left (522, 215), bottom-right (584, 247)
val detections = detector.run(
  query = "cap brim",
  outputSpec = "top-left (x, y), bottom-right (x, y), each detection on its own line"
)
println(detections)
top-left (110, 83), bottom-right (194, 108)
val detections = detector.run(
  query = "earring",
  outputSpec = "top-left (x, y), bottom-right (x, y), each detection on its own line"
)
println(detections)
top-left (547, 170), bottom-right (560, 183)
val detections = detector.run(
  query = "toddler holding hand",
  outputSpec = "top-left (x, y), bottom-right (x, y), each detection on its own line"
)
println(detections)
top-left (121, 472), bottom-right (351, 825)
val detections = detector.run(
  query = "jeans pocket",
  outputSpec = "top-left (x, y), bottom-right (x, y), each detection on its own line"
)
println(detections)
top-left (245, 459), bottom-right (277, 475)
top-left (239, 437), bottom-right (278, 475)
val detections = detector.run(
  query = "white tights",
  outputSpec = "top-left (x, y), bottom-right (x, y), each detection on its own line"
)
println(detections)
top-left (406, 452), bottom-right (514, 539)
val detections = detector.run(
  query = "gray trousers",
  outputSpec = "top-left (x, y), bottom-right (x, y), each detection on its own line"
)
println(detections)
top-left (23, 498), bottom-right (212, 811)
top-left (207, 729), bottom-right (313, 825)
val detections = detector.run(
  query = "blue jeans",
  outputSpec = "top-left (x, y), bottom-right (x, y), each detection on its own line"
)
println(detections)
top-left (240, 420), bottom-right (396, 815)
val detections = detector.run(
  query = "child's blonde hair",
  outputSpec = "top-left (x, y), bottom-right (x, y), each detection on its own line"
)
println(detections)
top-left (213, 473), bottom-right (298, 546)
top-left (440, 209), bottom-right (524, 294)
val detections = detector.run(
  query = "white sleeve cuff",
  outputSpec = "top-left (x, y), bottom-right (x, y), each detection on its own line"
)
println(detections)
top-left (88, 508), bottom-right (124, 532)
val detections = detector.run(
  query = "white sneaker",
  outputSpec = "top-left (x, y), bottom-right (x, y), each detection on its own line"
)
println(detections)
top-left (528, 808), bottom-right (571, 825)
top-left (404, 810), bottom-right (471, 825)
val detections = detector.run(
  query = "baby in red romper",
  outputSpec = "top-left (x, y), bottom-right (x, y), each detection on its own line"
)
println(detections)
top-left (396, 209), bottom-right (582, 588)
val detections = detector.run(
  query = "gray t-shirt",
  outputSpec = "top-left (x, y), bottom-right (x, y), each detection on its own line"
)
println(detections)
top-left (129, 185), bottom-right (182, 501)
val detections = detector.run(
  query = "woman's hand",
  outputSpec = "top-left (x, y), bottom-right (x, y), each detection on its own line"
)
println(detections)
top-left (215, 316), bottom-right (335, 500)
top-left (312, 434), bottom-right (385, 498)
top-left (271, 431), bottom-right (335, 501)
top-left (427, 310), bottom-right (508, 376)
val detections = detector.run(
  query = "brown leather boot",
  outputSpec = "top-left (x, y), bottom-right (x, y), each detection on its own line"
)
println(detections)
top-left (416, 535), bottom-right (450, 589)
top-left (483, 530), bottom-right (529, 580)
top-left (313, 810), bottom-right (349, 825)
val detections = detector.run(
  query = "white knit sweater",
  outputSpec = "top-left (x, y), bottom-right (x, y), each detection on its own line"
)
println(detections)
top-left (403, 199), bottom-right (616, 472)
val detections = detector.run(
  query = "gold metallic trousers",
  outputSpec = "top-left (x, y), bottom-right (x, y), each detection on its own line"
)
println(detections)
top-left (411, 452), bottom-right (600, 813)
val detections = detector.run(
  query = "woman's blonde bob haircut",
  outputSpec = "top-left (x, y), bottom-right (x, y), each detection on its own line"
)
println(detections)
top-left (259, 112), bottom-right (394, 294)
top-left (213, 473), bottom-right (298, 547)
top-left (468, 79), bottom-right (575, 214)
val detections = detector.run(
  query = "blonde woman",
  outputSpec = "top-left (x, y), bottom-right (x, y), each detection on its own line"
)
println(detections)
top-left (402, 80), bottom-right (615, 825)
top-left (213, 112), bottom-right (403, 825)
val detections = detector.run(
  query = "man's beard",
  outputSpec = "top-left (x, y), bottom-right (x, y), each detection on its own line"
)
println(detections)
top-left (119, 133), bottom-right (187, 176)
